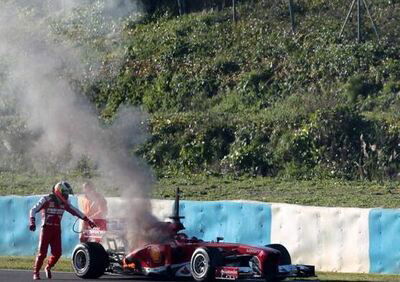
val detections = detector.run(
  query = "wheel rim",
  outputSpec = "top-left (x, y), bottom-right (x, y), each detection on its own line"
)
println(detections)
top-left (192, 253), bottom-right (208, 277)
top-left (74, 249), bottom-right (88, 274)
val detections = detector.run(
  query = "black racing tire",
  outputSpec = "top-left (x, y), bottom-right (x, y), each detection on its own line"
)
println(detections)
top-left (72, 242), bottom-right (109, 279)
top-left (263, 260), bottom-right (279, 282)
top-left (265, 244), bottom-right (291, 265)
top-left (190, 247), bottom-right (222, 282)
top-left (264, 272), bottom-right (279, 282)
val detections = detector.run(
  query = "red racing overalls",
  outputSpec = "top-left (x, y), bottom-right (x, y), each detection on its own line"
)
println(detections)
top-left (30, 194), bottom-right (87, 274)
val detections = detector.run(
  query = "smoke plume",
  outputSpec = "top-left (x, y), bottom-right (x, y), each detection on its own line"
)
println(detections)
top-left (0, 0), bottom-right (155, 250)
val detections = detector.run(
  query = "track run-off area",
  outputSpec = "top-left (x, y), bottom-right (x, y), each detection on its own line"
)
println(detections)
top-left (0, 269), bottom-right (138, 281)
top-left (3, 269), bottom-right (400, 282)
top-left (0, 269), bottom-right (322, 282)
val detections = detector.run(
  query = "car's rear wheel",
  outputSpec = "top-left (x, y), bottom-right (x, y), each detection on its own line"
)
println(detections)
top-left (190, 247), bottom-right (222, 282)
top-left (72, 242), bottom-right (109, 279)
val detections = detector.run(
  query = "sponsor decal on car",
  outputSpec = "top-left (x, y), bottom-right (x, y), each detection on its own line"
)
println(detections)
top-left (216, 267), bottom-right (239, 280)
top-left (245, 248), bottom-right (260, 254)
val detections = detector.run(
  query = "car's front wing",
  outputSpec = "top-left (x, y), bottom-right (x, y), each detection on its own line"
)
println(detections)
top-left (214, 264), bottom-right (315, 280)
top-left (277, 264), bottom-right (316, 278)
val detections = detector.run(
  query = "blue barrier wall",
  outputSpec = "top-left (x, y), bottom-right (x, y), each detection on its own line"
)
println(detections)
top-left (0, 195), bottom-right (79, 257)
top-left (180, 200), bottom-right (272, 246)
top-left (3, 195), bottom-right (400, 275)
top-left (0, 197), bottom-right (272, 258)
top-left (369, 208), bottom-right (400, 274)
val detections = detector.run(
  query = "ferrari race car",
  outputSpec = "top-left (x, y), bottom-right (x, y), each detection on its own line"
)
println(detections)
top-left (71, 190), bottom-right (315, 281)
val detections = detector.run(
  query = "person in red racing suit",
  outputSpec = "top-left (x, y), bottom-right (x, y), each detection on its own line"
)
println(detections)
top-left (29, 181), bottom-right (96, 280)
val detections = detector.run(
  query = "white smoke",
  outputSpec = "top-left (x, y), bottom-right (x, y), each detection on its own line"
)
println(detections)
top-left (0, 0), bottom-right (155, 250)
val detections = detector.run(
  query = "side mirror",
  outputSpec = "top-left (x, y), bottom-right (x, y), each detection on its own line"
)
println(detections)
top-left (217, 237), bottom-right (224, 243)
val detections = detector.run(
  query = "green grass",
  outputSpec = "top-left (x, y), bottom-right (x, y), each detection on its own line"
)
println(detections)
top-left (0, 172), bottom-right (69, 196)
top-left (155, 175), bottom-right (400, 209)
top-left (0, 172), bottom-right (119, 197)
top-left (1, 257), bottom-right (400, 281)
top-left (0, 256), bottom-right (71, 272)
top-left (2, 172), bottom-right (400, 209)
top-left (316, 272), bottom-right (400, 281)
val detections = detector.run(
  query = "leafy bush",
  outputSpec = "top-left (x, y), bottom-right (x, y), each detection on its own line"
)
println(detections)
top-left (221, 120), bottom-right (275, 176)
top-left (345, 74), bottom-right (381, 104)
top-left (137, 113), bottom-right (235, 175)
top-left (237, 69), bottom-right (274, 108)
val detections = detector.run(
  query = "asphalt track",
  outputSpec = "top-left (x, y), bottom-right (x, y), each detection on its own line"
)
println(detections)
top-left (0, 269), bottom-right (153, 281)
top-left (0, 269), bottom-right (320, 281)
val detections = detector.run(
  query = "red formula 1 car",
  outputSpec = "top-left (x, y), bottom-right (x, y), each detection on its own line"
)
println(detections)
top-left (71, 190), bottom-right (315, 281)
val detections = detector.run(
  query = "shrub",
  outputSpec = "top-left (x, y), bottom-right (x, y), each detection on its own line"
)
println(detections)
top-left (137, 113), bottom-right (235, 175)
top-left (237, 68), bottom-right (274, 108)
top-left (221, 120), bottom-right (275, 176)
top-left (345, 75), bottom-right (378, 104)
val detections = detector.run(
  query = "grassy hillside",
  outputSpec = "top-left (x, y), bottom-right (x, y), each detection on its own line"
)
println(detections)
top-left (1, 0), bottom-right (400, 205)
top-left (68, 0), bottom-right (400, 180)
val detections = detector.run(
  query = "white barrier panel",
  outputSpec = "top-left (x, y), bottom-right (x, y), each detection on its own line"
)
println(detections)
top-left (151, 199), bottom-right (175, 221)
top-left (271, 203), bottom-right (370, 273)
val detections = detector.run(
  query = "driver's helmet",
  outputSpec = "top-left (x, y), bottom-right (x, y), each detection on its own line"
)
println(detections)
top-left (53, 181), bottom-right (73, 204)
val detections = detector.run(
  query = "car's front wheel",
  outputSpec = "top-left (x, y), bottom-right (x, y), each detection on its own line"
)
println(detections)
top-left (264, 244), bottom-right (292, 282)
top-left (190, 247), bottom-right (222, 282)
top-left (265, 244), bottom-right (291, 265)
top-left (72, 242), bottom-right (109, 279)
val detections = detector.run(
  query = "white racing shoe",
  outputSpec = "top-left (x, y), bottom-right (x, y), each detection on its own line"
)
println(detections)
top-left (45, 266), bottom-right (52, 279)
